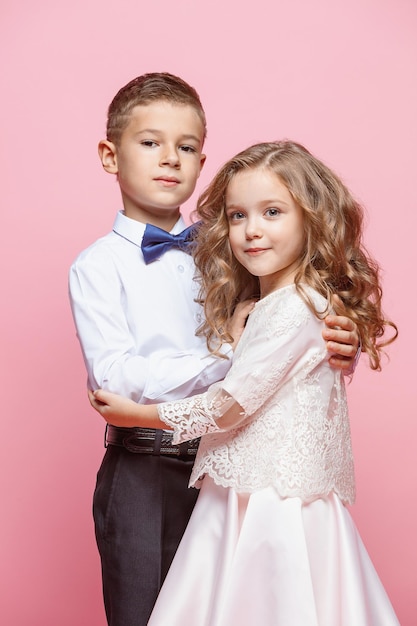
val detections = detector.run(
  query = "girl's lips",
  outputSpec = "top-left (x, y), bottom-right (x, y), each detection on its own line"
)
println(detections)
top-left (245, 248), bottom-right (268, 255)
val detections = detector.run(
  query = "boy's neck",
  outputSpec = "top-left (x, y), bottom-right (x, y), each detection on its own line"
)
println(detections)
top-left (124, 207), bottom-right (181, 232)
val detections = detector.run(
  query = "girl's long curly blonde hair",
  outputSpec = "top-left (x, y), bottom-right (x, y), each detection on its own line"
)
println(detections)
top-left (192, 140), bottom-right (397, 370)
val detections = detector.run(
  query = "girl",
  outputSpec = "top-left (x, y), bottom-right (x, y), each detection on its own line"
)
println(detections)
top-left (89, 141), bottom-right (399, 625)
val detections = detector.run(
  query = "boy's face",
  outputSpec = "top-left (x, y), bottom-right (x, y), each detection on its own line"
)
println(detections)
top-left (99, 101), bottom-right (206, 228)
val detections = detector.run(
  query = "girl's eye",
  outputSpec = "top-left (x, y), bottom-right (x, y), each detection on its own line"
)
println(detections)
top-left (228, 211), bottom-right (245, 221)
top-left (141, 140), bottom-right (158, 147)
top-left (265, 208), bottom-right (281, 217)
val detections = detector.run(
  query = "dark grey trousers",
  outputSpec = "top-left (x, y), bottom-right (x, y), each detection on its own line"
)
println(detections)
top-left (93, 444), bottom-right (199, 626)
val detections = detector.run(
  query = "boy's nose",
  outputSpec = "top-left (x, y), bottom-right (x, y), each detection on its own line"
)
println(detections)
top-left (160, 148), bottom-right (180, 168)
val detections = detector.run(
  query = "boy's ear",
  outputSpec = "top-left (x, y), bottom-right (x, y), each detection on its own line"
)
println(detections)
top-left (98, 140), bottom-right (118, 174)
top-left (199, 153), bottom-right (207, 173)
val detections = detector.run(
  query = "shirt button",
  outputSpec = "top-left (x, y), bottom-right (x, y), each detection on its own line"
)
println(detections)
top-left (178, 265), bottom-right (184, 273)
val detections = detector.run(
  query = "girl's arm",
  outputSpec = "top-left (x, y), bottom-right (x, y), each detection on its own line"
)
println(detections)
top-left (89, 294), bottom-right (359, 436)
top-left (88, 389), bottom-right (170, 430)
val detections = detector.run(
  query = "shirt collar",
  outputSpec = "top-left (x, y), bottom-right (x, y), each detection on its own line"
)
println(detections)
top-left (112, 210), bottom-right (187, 247)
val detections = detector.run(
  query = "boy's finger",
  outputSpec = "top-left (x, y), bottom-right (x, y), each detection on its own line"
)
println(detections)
top-left (325, 315), bottom-right (355, 330)
top-left (328, 355), bottom-right (353, 370)
top-left (88, 388), bottom-right (107, 408)
top-left (326, 340), bottom-right (357, 357)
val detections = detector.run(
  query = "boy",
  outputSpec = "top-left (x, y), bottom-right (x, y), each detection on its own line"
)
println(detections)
top-left (69, 73), bottom-right (358, 626)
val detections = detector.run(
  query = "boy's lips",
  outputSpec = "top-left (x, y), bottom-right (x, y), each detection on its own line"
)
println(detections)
top-left (154, 176), bottom-right (180, 186)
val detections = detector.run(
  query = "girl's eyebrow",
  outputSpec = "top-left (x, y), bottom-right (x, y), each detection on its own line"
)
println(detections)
top-left (261, 198), bottom-right (290, 207)
top-left (225, 204), bottom-right (244, 212)
top-left (226, 199), bottom-right (290, 210)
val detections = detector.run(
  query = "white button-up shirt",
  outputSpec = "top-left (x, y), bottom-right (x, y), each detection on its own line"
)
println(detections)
top-left (69, 211), bottom-right (232, 403)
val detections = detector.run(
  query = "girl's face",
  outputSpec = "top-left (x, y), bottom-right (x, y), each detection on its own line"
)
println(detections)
top-left (225, 168), bottom-right (305, 297)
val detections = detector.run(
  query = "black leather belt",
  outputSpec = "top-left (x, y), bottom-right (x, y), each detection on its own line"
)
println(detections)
top-left (105, 425), bottom-right (199, 458)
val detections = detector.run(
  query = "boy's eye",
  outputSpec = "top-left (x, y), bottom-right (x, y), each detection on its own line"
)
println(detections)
top-left (141, 140), bottom-right (158, 147)
top-left (180, 145), bottom-right (197, 153)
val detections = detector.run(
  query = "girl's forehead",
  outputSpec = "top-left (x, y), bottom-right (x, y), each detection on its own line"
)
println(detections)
top-left (225, 168), bottom-right (296, 209)
top-left (227, 168), bottom-right (288, 193)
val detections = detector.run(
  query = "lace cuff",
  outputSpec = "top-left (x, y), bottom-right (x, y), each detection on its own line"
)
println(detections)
top-left (157, 386), bottom-right (238, 444)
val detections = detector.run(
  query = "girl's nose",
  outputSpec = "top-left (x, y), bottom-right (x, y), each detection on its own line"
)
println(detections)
top-left (245, 219), bottom-right (262, 239)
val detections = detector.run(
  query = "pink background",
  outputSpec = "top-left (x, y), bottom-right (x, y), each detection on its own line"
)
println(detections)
top-left (1, 0), bottom-right (416, 624)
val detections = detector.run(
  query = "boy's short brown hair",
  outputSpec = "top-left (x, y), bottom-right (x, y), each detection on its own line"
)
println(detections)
top-left (106, 72), bottom-right (207, 145)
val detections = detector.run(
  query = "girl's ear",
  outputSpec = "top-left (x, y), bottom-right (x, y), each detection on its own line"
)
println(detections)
top-left (98, 140), bottom-right (118, 174)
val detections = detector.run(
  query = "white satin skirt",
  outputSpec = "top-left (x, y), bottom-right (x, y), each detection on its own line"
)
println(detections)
top-left (148, 476), bottom-right (399, 626)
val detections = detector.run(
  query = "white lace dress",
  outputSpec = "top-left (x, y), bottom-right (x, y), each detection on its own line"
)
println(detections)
top-left (148, 285), bottom-right (399, 626)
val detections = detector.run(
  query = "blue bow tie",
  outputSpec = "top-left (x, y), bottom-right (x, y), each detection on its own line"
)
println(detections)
top-left (141, 222), bottom-right (200, 264)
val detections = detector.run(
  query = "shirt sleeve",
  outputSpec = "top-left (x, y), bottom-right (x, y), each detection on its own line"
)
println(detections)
top-left (157, 290), bottom-right (329, 441)
top-left (69, 251), bottom-right (232, 403)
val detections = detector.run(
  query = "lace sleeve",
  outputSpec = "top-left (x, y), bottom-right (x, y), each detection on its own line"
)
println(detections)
top-left (221, 286), bottom-right (329, 418)
top-left (159, 286), bottom-right (329, 442)
top-left (157, 385), bottom-right (243, 444)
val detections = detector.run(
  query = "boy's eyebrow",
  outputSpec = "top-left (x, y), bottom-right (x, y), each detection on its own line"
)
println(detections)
top-left (181, 134), bottom-right (203, 144)
top-left (136, 129), bottom-right (202, 144)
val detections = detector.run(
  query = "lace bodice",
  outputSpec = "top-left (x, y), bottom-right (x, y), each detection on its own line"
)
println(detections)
top-left (158, 285), bottom-right (355, 504)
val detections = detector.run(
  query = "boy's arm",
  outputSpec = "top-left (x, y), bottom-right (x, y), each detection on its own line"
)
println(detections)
top-left (323, 293), bottom-right (360, 372)
top-left (69, 253), bottom-right (232, 402)
top-left (323, 314), bottom-right (360, 372)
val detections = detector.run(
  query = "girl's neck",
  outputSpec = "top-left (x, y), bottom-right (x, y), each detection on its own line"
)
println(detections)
top-left (259, 276), bottom-right (296, 299)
